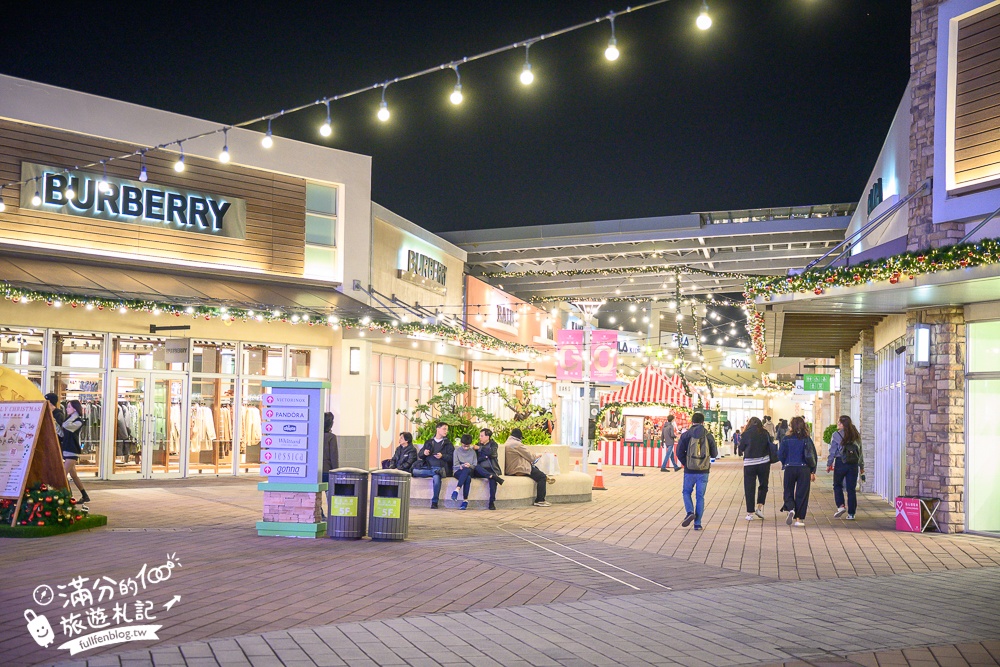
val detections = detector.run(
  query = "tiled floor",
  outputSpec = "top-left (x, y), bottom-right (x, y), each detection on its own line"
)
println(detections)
top-left (1, 464), bottom-right (997, 666)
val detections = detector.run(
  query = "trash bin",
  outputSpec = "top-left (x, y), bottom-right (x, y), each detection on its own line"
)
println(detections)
top-left (327, 467), bottom-right (369, 540)
top-left (368, 469), bottom-right (411, 541)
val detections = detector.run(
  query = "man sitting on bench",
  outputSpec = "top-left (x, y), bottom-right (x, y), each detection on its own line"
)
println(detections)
top-left (504, 428), bottom-right (549, 507)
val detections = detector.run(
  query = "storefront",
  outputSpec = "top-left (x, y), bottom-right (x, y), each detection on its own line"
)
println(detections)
top-left (0, 74), bottom-right (377, 478)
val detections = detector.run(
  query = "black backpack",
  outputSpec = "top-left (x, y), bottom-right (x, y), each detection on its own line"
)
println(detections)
top-left (842, 439), bottom-right (861, 465)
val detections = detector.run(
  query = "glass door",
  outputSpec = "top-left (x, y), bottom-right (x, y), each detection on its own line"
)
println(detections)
top-left (108, 372), bottom-right (186, 478)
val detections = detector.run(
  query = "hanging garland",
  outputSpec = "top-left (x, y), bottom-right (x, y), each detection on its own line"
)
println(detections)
top-left (0, 283), bottom-right (538, 357)
top-left (483, 265), bottom-right (750, 280)
top-left (744, 238), bottom-right (1000, 299)
top-left (745, 300), bottom-right (767, 364)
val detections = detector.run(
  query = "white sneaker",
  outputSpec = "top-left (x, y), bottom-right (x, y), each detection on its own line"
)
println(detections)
top-left (745, 513), bottom-right (755, 521)
top-left (834, 507), bottom-right (847, 518)
top-left (793, 520), bottom-right (806, 527)
top-left (786, 510), bottom-right (795, 525)
top-left (755, 508), bottom-right (765, 520)
top-left (533, 501), bottom-right (551, 507)
top-left (846, 514), bottom-right (855, 520)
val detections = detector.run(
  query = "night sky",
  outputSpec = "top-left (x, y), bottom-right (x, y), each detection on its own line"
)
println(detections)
top-left (2, 1), bottom-right (912, 233)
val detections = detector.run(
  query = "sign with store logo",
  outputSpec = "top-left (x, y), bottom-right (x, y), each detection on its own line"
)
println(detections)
top-left (259, 381), bottom-right (327, 486)
top-left (725, 354), bottom-right (751, 370)
top-left (556, 330), bottom-right (584, 381)
top-left (398, 249), bottom-right (448, 295)
top-left (803, 374), bottom-right (831, 391)
top-left (617, 338), bottom-right (640, 355)
top-left (483, 289), bottom-right (519, 335)
top-left (20, 162), bottom-right (246, 239)
top-left (671, 333), bottom-right (691, 349)
top-left (163, 339), bottom-right (191, 364)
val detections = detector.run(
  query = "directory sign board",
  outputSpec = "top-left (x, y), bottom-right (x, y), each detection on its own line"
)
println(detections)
top-left (260, 383), bottom-right (325, 482)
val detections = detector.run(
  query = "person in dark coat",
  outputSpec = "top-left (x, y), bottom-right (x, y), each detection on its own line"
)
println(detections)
top-left (60, 399), bottom-right (91, 503)
top-left (321, 412), bottom-right (339, 485)
top-left (474, 428), bottom-right (504, 510)
top-left (385, 432), bottom-right (418, 472)
top-left (778, 416), bottom-right (818, 527)
top-left (412, 422), bottom-right (454, 508)
top-left (738, 417), bottom-right (773, 521)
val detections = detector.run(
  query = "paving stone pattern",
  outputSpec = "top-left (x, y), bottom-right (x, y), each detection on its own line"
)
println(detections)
top-left (1, 464), bottom-right (997, 666)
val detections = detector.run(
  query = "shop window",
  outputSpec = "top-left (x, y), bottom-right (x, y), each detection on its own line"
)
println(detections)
top-left (237, 379), bottom-right (264, 474)
top-left (48, 372), bottom-right (101, 477)
top-left (289, 346), bottom-right (329, 379)
top-left (968, 322), bottom-right (1000, 373)
top-left (968, 379), bottom-right (1000, 533)
top-left (51, 331), bottom-right (104, 368)
top-left (192, 341), bottom-right (237, 374)
top-left (190, 378), bottom-right (237, 474)
top-left (0, 327), bottom-right (44, 366)
top-left (241, 344), bottom-right (284, 376)
top-left (112, 336), bottom-right (182, 371)
top-left (304, 182), bottom-right (338, 279)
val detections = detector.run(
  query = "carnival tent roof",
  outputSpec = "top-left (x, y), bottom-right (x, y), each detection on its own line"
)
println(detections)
top-left (599, 366), bottom-right (694, 408)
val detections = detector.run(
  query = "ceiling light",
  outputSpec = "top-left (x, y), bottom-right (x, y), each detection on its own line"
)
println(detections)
top-left (697, 1), bottom-right (712, 30)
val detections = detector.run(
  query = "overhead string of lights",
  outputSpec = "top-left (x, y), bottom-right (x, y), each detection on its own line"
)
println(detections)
top-left (0, 0), bottom-right (715, 197)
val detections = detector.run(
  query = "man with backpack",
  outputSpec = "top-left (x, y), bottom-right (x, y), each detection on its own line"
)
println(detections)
top-left (675, 412), bottom-right (718, 531)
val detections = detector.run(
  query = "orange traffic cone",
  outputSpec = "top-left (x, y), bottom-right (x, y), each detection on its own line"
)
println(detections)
top-left (592, 460), bottom-right (607, 491)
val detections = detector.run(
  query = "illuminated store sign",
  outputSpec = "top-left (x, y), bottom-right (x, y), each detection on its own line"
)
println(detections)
top-left (725, 354), bottom-right (751, 370)
top-left (19, 162), bottom-right (246, 239)
top-left (398, 249), bottom-right (448, 295)
top-left (484, 289), bottom-right (519, 335)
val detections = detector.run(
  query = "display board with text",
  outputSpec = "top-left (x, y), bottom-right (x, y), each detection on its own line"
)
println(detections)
top-left (0, 401), bottom-right (69, 526)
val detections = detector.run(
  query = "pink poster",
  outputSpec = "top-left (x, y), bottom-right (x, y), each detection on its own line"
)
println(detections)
top-left (895, 496), bottom-right (922, 532)
top-left (590, 330), bottom-right (619, 382)
top-left (556, 330), bottom-right (584, 380)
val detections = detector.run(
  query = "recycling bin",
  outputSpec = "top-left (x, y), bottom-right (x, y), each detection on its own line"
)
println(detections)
top-left (327, 467), bottom-right (369, 540)
top-left (368, 469), bottom-right (411, 541)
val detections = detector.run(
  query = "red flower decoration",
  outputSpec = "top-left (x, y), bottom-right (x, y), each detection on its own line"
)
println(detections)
top-left (853, 274), bottom-right (861, 281)
top-left (825, 276), bottom-right (836, 283)
top-left (813, 287), bottom-right (823, 295)
top-left (960, 260), bottom-right (969, 267)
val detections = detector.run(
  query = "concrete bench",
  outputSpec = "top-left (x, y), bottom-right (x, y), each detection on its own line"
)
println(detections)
top-left (408, 444), bottom-right (593, 509)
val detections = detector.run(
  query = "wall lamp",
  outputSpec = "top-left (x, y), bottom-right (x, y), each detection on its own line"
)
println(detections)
top-left (349, 347), bottom-right (361, 375)
top-left (915, 323), bottom-right (932, 367)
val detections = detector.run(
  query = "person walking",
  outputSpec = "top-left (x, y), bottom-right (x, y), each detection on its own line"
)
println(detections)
top-left (778, 416), bottom-right (817, 527)
top-left (675, 412), bottom-right (718, 531)
top-left (474, 428), bottom-right (504, 510)
top-left (61, 399), bottom-right (91, 504)
top-left (659, 414), bottom-right (680, 472)
top-left (321, 412), bottom-right (339, 485)
top-left (775, 419), bottom-right (788, 442)
top-left (762, 415), bottom-right (776, 440)
top-left (827, 415), bottom-right (865, 520)
top-left (738, 417), bottom-right (773, 521)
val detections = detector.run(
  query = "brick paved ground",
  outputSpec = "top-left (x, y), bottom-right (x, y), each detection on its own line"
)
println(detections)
top-left (0, 463), bottom-right (997, 666)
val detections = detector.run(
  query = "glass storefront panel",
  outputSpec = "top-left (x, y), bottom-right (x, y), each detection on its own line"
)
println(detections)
top-left (192, 341), bottom-right (237, 374)
top-left (289, 346), bottom-right (329, 379)
top-left (238, 379), bottom-right (264, 474)
top-left (241, 344), bottom-right (284, 377)
top-left (110, 374), bottom-right (184, 477)
top-left (968, 322), bottom-right (1000, 373)
top-left (51, 330), bottom-right (104, 368)
top-left (49, 371), bottom-right (103, 477)
top-left (0, 326), bottom-right (44, 366)
top-left (113, 336), bottom-right (183, 371)
top-left (191, 377), bottom-right (237, 474)
top-left (111, 375), bottom-right (145, 476)
top-left (968, 379), bottom-right (1000, 533)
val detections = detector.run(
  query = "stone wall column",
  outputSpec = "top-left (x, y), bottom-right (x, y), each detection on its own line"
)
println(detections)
top-left (859, 329), bottom-right (876, 493)
top-left (838, 349), bottom-right (853, 429)
top-left (904, 306), bottom-right (966, 532)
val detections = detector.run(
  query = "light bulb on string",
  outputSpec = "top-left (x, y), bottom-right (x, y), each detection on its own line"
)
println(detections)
top-left (0, 185), bottom-right (5, 213)
top-left (449, 66), bottom-right (463, 105)
top-left (218, 128), bottom-right (230, 163)
top-left (138, 152), bottom-right (148, 182)
top-left (520, 44), bottom-right (534, 85)
top-left (174, 142), bottom-right (185, 172)
top-left (696, 1), bottom-right (712, 30)
top-left (377, 84), bottom-right (391, 122)
top-left (64, 178), bottom-right (75, 201)
top-left (604, 15), bottom-right (619, 61)
top-left (31, 180), bottom-right (41, 206)
top-left (262, 118), bottom-right (274, 148)
top-left (319, 99), bottom-right (333, 137)
top-left (97, 161), bottom-right (110, 193)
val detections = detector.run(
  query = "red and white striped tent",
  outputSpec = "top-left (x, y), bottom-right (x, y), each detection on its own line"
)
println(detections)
top-left (599, 366), bottom-right (694, 408)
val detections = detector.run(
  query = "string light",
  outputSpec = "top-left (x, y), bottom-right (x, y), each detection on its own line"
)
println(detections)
top-left (319, 99), bottom-right (333, 137)
top-left (261, 118), bottom-right (274, 148)
top-left (31, 181), bottom-right (41, 206)
top-left (377, 86), bottom-right (391, 122)
top-left (218, 128), bottom-right (230, 163)
top-left (65, 179), bottom-right (75, 201)
top-left (173, 142), bottom-right (185, 173)
top-left (605, 15), bottom-right (620, 61)
top-left (138, 152), bottom-right (148, 182)
top-left (0, 185), bottom-right (5, 213)
top-left (696, 1), bottom-right (712, 30)
top-left (520, 44), bottom-right (535, 85)
top-left (97, 161), bottom-right (110, 193)
top-left (449, 66), bottom-right (463, 105)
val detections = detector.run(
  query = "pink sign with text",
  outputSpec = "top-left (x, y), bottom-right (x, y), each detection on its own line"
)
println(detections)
top-left (895, 496), bottom-right (922, 532)
top-left (556, 330), bottom-right (584, 380)
top-left (590, 330), bottom-right (619, 382)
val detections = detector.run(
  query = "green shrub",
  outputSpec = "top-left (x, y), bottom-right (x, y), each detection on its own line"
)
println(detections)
top-left (823, 424), bottom-right (838, 444)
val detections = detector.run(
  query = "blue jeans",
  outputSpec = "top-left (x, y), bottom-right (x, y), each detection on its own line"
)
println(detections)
top-left (412, 467), bottom-right (445, 502)
top-left (682, 472), bottom-right (708, 527)
top-left (661, 443), bottom-right (680, 470)
top-left (833, 459), bottom-right (859, 515)
top-left (454, 467), bottom-right (474, 499)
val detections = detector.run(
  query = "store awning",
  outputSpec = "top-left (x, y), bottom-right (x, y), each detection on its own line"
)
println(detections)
top-left (0, 247), bottom-right (380, 319)
top-left (600, 366), bottom-right (694, 408)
